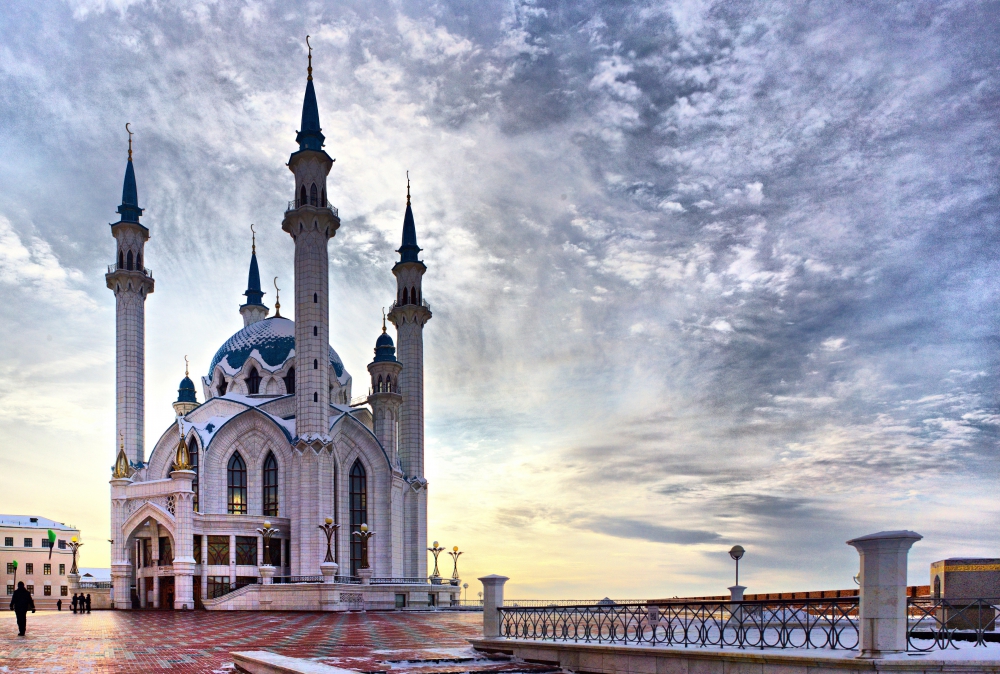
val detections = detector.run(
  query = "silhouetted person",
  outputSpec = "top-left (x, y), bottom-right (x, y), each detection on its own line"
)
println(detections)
top-left (9, 581), bottom-right (35, 636)
top-left (57, 598), bottom-right (62, 611)
top-left (71, 593), bottom-right (78, 613)
top-left (86, 594), bottom-right (92, 613)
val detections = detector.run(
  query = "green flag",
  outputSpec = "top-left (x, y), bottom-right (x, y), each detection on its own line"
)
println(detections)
top-left (47, 529), bottom-right (57, 560)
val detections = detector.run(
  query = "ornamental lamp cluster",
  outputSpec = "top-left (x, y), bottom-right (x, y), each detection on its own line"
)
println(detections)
top-left (428, 541), bottom-right (464, 586)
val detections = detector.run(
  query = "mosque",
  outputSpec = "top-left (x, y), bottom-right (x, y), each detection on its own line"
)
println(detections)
top-left (106, 49), bottom-right (431, 609)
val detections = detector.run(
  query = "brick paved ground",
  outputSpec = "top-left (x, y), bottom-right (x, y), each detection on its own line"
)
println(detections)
top-left (0, 610), bottom-right (550, 674)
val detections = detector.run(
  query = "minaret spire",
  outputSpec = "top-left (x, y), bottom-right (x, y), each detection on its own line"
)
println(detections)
top-left (240, 224), bottom-right (269, 326)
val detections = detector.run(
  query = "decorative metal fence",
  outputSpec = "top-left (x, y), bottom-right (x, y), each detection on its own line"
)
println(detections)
top-left (498, 598), bottom-right (860, 650)
top-left (908, 597), bottom-right (1000, 650)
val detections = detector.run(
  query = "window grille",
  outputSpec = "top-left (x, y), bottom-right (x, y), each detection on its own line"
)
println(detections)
top-left (350, 460), bottom-right (368, 576)
top-left (263, 453), bottom-right (279, 516)
top-left (207, 536), bottom-right (229, 566)
top-left (228, 453), bottom-right (247, 514)
top-left (235, 536), bottom-right (257, 566)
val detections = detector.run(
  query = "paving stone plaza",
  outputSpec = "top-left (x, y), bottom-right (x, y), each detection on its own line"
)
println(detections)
top-left (0, 610), bottom-right (549, 673)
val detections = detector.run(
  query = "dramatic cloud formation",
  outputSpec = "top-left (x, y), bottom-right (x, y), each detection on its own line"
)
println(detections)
top-left (0, 0), bottom-right (997, 598)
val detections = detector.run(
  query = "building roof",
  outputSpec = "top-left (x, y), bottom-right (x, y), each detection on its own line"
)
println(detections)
top-left (0, 515), bottom-right (77, 531)
top-left (397, 201), bottom-right (421, 264)
top-left (115, 158), bottom-right (143, 224)
top-left (242, 249), bottom-right (266, 308)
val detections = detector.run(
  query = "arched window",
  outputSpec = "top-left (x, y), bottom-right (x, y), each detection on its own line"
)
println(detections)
top-left (217, 379), bottom-right (228, 397)
top-left (136, 253), bottom-right (142, 271)
top-left (387, 376), bottom-right (393, 393)
top-left (321, 188), bottom-right (326, 207)
top-left (313, 326), bottom-right (318, 336)
top-left (411, 287), bottom-right (417, 305)
top-left (283, 367), bottom-right (295, 394)
top-left (314, 293), bottom-right (318, 303)
top-left (246, 367), bottom-right (261, 395)
top-left (934, 575), bottom-right (941, 599)
top-left (313, 359), bottom-right (318, 370)
top-left (189, 437), bottom-right (199, 512)
top-left (402, 287), bottom-right (408, 305)
top-left (263, 452), bottom-right (278, 517)
top-left (299, 185), bottom-right (307, 206)
top-left (313, 392), bottom-right (318, 402)
top-left (118, 251), bottom-right (124, 269)
top-left (310, 183), bottom-right (318, 206)
top-left (126, 250), bottom-right (134, 271)
top-left (227, 453), bottom-right (247, 514)
top-left (349, 460), bottom-right (367, 576)
top-left (377, 375), bottom-right (383, 392)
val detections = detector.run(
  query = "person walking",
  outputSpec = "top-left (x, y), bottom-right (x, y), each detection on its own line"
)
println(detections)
top-left (71, 593), bottom-right (78, 613)
top-left (57, 598), bottom-right (62, 611)
top-left (9, 581), bottom-right (35, 636)
top-left (85, 594), bottom-right (92, 613)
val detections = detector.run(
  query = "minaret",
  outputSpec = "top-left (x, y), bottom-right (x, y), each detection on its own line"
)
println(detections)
top-left (106, 125), bottom-right (154, 466)
top-left (386, 178), bottom-right (431, 578)
top-left (281, 40), bottom-right (341, 575)
top-left (173, 357), bottom-right (199, 416)
top-left (240, 225), bottom-right (269, 326)
top-left (367, 314), bottom-right (403, 464)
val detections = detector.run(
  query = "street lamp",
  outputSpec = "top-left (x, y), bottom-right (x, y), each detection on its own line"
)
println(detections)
top-left (729, 545), bottom-right (745, 586)
top-left (448, 546), bottom-right (463, 586)
top-left (68, 536), bottom-right (83, 575)
top-left (463, 582), bottom-right (469, 601)
top-left (353, 523), bottom-right (375, 570)
top-left (427, 541), bottom-right (445, 584)
top-left (257, 521), bottom-right (279, 565)
top-left (318, 517), bottom-right (339, 564)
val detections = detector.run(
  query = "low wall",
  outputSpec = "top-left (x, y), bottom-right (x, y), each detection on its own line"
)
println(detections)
top-left (653, 586), bottom-right (931, 603)
top-left (204, 582), bottom-right (460, 611)
top-left (470, 638), bottom-right (1000, 674)
top-left (2, 587), bottom-right (112, 611)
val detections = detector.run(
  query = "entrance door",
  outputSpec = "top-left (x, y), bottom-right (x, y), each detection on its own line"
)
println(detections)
top-left (159, 576), bottom-right (175, 610)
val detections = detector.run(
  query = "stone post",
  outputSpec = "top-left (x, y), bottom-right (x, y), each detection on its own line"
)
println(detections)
top-left (320, 561), bottom-right (338, 584)
top-left (358, 568), bottom-right (373, 585)
top-left (259, 565), bottom-right (276, 585)
top-left (729, 585), bottom-right (746, 601)
top-left (171, 469), bottom-right (196, 609)
top-left (110, 476), bottom-right (133, 609)
top-left (847, 530), bottom-right (922, 658)
top-left (479, 574), bottom-right (509, 638)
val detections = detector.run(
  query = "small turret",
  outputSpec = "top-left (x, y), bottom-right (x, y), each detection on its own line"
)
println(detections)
top-left (240, 225), bottom-right (269, 326)
top-left (367, 311), bottom-right (403, 466)
top-left (173, 356), bottom-right (199, 416)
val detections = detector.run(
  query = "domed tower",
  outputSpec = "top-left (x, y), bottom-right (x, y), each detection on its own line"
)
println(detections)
top-left (240, 227), bottom-right (269, 327)
top-left (173, 358), bottom-right (198, 416)
top-left (280, 39), bottom-right (340, 445)
top-left (105, 127), bottom-right (155, 466)
top-left (367, 316), bottom-right (403, 465)
top-left (386, 179), bottom-right (431, 579)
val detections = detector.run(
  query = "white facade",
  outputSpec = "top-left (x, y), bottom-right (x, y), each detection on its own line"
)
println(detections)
top-left (107, 60), bottom-right (431, 610)
top-left (0, 515), bottom-right (80, 609)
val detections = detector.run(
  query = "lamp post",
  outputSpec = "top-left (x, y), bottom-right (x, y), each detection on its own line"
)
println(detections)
top-left (318, 517), bottom-right (339, 564)
top-left (448, 546), bottom-right (463, 586)
top-left (463, 582), bottom-right (469, 601)
top-left (68, 537), bottom-right (83, 575)
top-left (318, 517), bottom-right (340, 584)
top-left (728, 545), bottom-right (746, 601)
top-left (428, 541), bottom-right (444, 585)
top-left (257, 521), bottom-right (279, 584)
top-left (353, 524), bottom-right (376, 584)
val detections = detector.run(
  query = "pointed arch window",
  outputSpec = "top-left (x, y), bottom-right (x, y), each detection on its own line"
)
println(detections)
top-left (299, 185), bottom-right (307, 207)
top-left (349, 460), bottom-right (368, 576)
top-left (217, 379), bottom-right (228, 397)
top-left (377, 375), bottom-right (383, 392)
top-left (263, 452), bottom-right (279, 517)
top-left (411, 286), bottom-right (417, 305)
top-left (313, 359), bottom-right (318, 370)
top-left (189, 437), bottom-right (199, 512)
top-left (310, 183), bottom-right (318, 206)
top-left (402, 287), bottom-right (408, 305)
top-left (246, 367), bottom-right (261, 395)
top-left (136, 253), bottom-right (142, 271)
top-left (118, 251), bottom-right (124, 269)
top-left (283, 367), bottom-right (295, 394)
top-left (321, 188), bottom-right (326, 207)
top-left (227, 453), bottom-right (247, 514)
top-left (126, 250), bottom-right (134, 271)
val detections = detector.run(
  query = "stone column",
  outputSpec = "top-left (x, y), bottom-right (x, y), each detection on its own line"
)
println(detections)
top-left (479, 574), bottom-right (509, 638)
top-left (171, 469), bottom-right (196, 609)
top-left (229, 534), bottom-right (237, 587)
top-left (847, 530), bottom-right (922, 658)
top-left (200, 535), bottom-right (208, 601)
top-left (110, 477), bottom-right (133, 609)
top-left (729, 585), bottom-right (746, 601)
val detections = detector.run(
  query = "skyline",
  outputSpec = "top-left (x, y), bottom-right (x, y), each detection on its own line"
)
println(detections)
top-left (0, 0), bottom-right (997, 599)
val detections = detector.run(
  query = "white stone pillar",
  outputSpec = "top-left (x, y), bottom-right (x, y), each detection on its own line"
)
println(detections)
top-left (200, 535), bottom-right (208, 601)
top-left (171, 469), bottom-right (196, 609)
top-left (229, 534), bottom-right (237, 587)
top-left (729, 585), bottom-right (746, 601)
top-left (847, 530), bottom-right (922, 658)
top-left (479, 574), bottom-right (509, 638)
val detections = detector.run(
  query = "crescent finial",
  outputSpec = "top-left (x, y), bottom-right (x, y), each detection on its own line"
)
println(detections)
top-left (306, 35), bottom-right (313, 81)
top-left (184, 355), bottom-right (189, 377)
top-left (273, 277), bottom-right (282, 317)
top-left (406, 171), bottom-right (411, 205)
top-left (125, 123), bottom-right (133, 161)
top-left (250, 223), bottom-right (256, 254)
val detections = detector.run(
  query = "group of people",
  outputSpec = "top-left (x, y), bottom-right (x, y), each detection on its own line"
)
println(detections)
top-left (56, 593), bottom-right (92, 613)
top-left (8, 581), bottom-right (94, 637)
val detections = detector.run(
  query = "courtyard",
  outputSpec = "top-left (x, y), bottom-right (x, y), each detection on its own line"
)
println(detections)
top-left (0, 610), bottom-right (549, 673)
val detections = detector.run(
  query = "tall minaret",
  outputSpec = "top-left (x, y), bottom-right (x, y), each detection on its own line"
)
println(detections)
top-left (282, 40), bottom-right (341, 575)
top-left (367, 315), bottom-right (403, 464)
top-left (387, 179), bottom-right (431, 578)
top-left (240, 226), bottom-right (269, 326)
top-left (106, 126), bottom-right (154, 466)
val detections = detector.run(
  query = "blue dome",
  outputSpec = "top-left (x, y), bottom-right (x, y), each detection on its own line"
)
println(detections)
top-left (177, 376), bottom-right (197, 403)
top-left (373, 330), bottom-right (396, 363)
top-left (208, 316), bottom-right (347, 383)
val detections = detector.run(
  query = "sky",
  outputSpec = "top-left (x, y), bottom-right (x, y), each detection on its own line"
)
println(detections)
top-left (0, 0), bottom-right (998, 600)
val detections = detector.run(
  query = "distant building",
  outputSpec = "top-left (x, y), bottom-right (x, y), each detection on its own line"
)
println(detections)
top-left (0, 515), bottom-right (80, 609)
top-left (107, 48), bottom-right (431, 610)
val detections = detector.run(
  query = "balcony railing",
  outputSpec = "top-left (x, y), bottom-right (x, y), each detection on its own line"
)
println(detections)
top-left (388, 298), bottom-right (431, 313)
top-left (286, 199), bottom-right (339, 218)
top-left (370, 577), bottom-right (434, 585)
top-left (498, 598), bottom-right (861, 650)
top-left (108, 263), bottom-right (153, 278)
top-left (908, 597), bottom-right (1000, 650)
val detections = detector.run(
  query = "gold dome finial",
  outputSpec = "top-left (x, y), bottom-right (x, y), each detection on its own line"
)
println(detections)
top-left (251, 223), bottom-right (256, 255)
top-left (273, 277), bottom-right (281, 317)
top-left (184, 355), bottom-right (189, 377)
top-left (382, 307), bottom-right (387, 333)
top-left (306, 35), bottom-right (313, 81)
top-left (125, 123), bottom-right (133, 161)
top-left (406, 171), bottom-right (411, 205)
top-left (173, 418), bottom-right (191, 471)
top-left (113, 431), bottom-right (130, 479)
